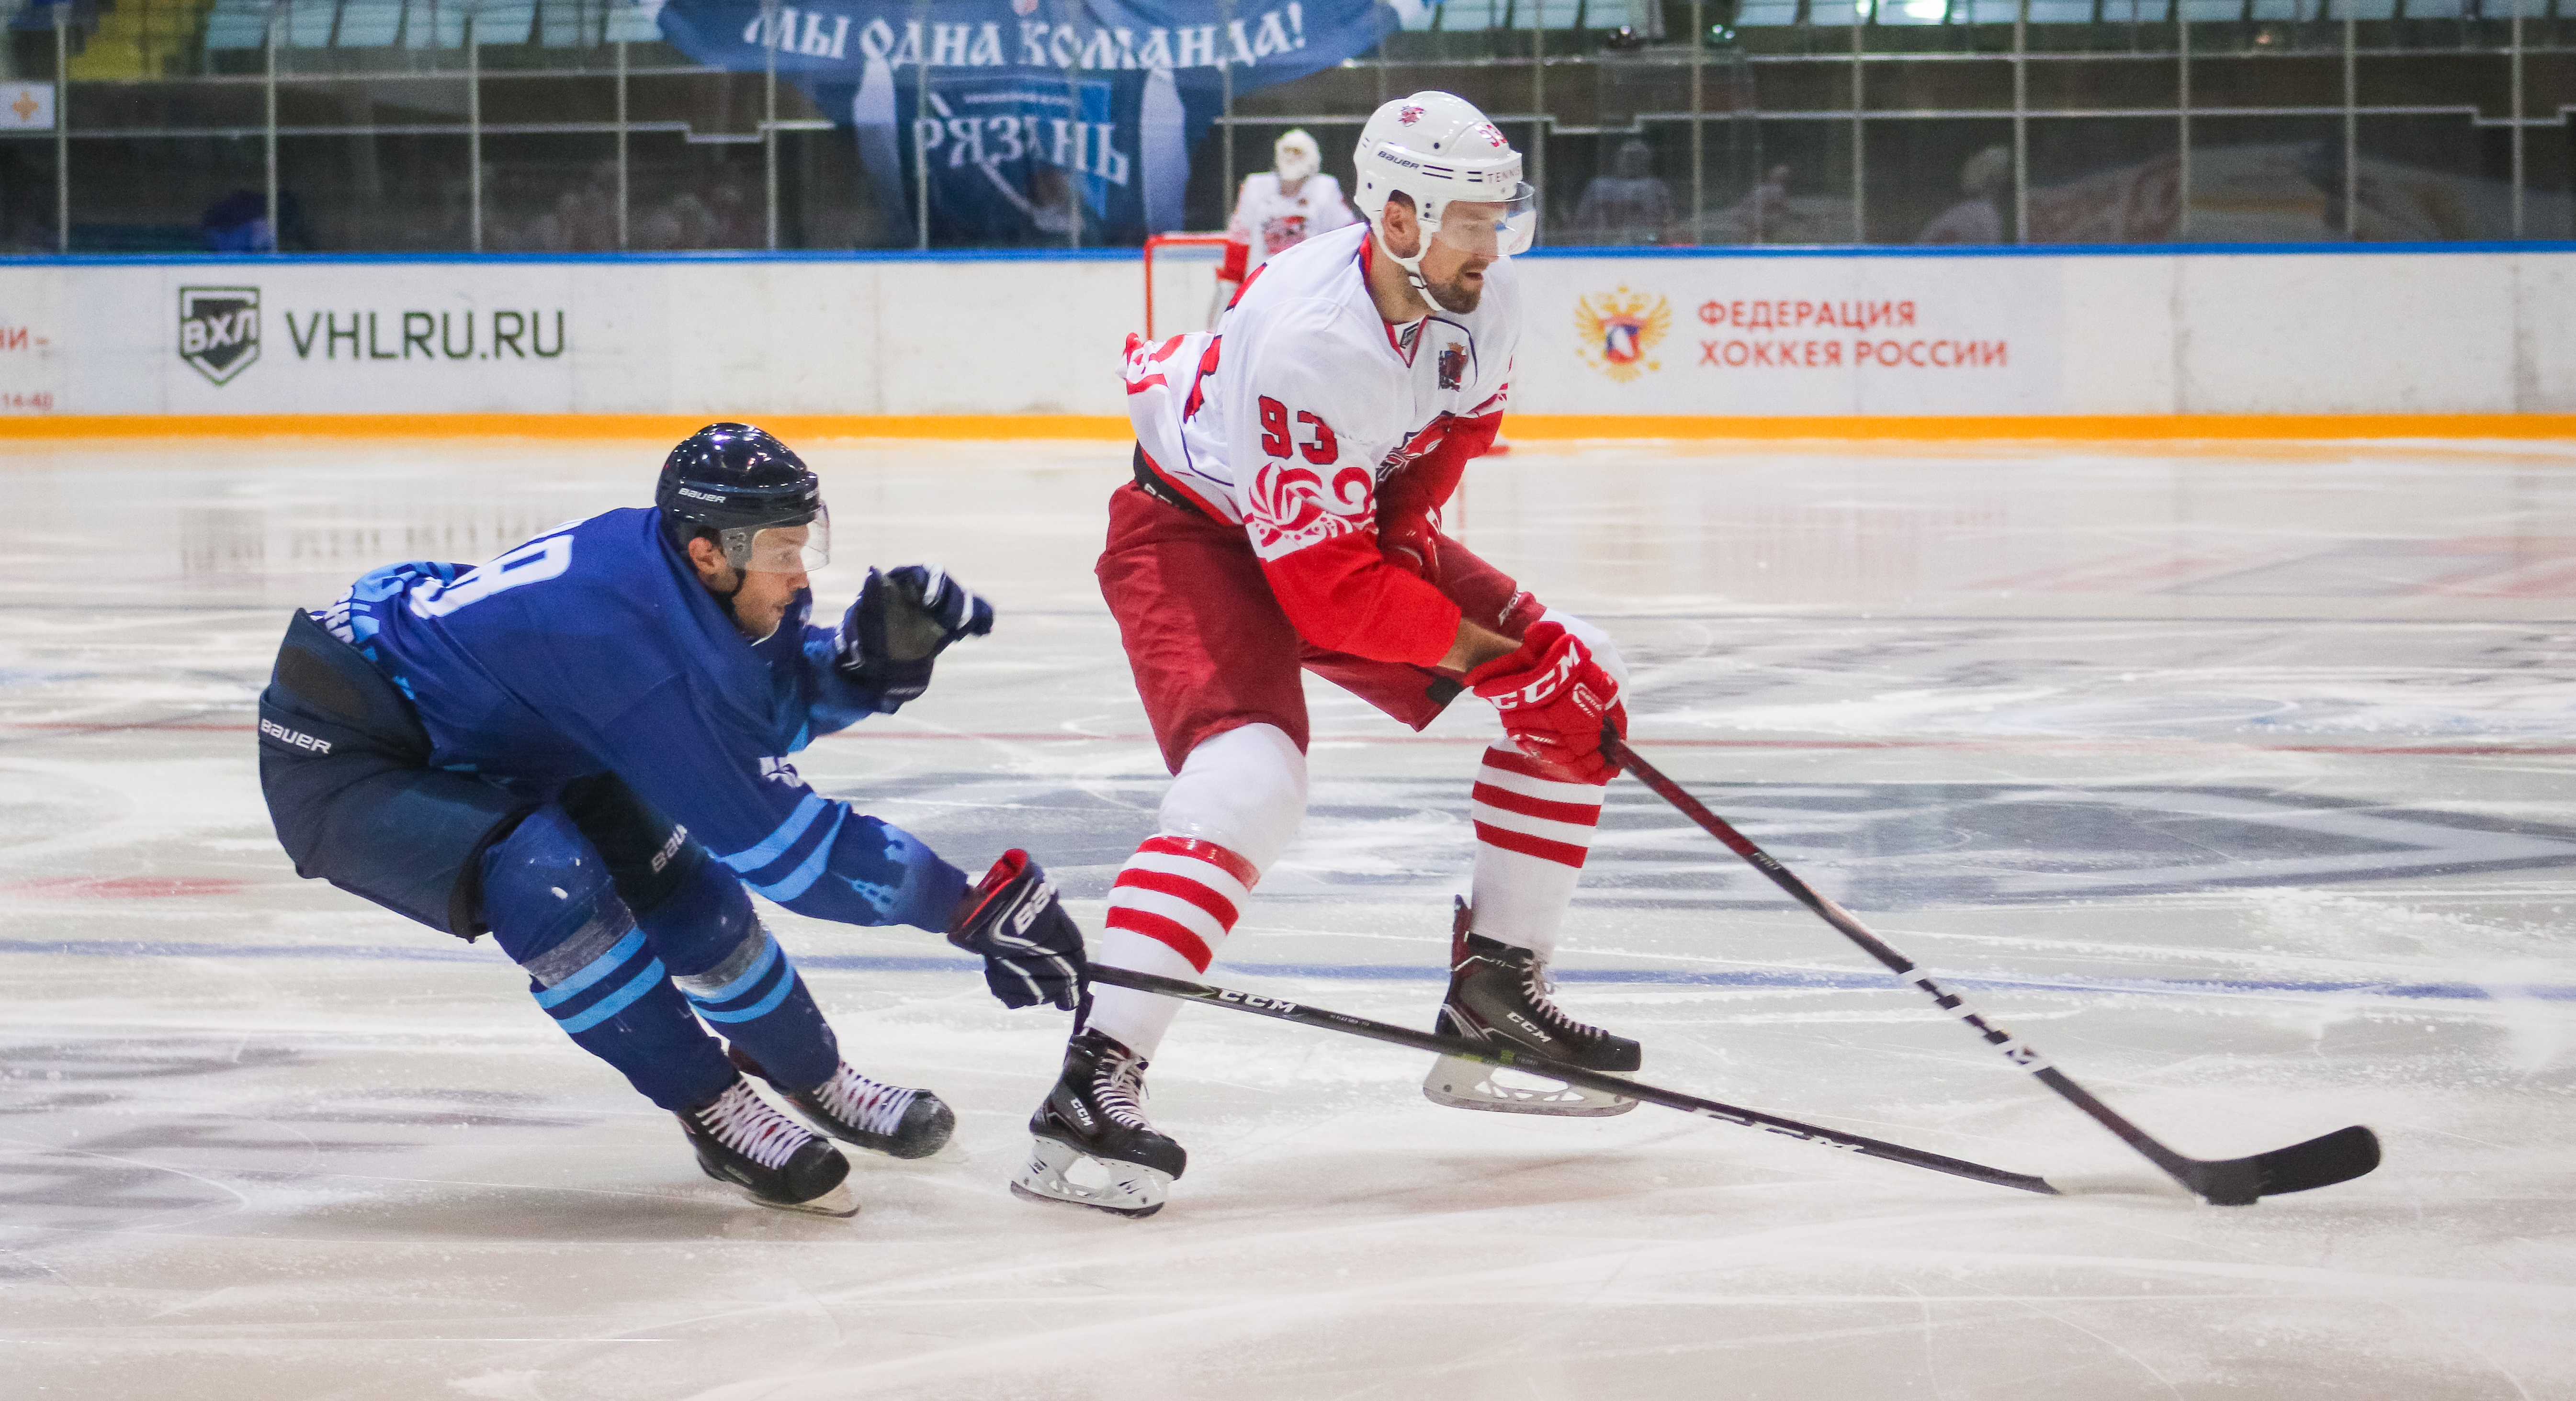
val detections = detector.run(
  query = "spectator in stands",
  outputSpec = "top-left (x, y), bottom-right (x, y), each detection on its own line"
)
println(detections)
top-left (201, 189), bottom-right (274, 253)
top-left (1917, 145), bottom-right (2011, 244)
top-left (1570, 138), bottom-right (1675, 245)
top-left (1715, 163), bottom-right (1792, 244)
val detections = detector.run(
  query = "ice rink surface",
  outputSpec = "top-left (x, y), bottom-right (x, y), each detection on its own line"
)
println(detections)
top-left (4, 435), bottom-right (2574, 1399)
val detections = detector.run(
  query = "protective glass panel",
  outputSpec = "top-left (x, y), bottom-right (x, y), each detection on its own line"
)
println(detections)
top-left (336, 0), bottom-right (405, 47)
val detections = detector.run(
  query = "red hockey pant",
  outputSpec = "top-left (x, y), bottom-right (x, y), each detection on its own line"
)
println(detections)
top-left (1096, 481), bottom-right (1526, 773)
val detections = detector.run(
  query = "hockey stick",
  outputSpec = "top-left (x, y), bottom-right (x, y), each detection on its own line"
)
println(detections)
top-left (1084, 964), bottom-right (2060, 1198)
top-left (1602, 733), bottom-right (2381, 1206)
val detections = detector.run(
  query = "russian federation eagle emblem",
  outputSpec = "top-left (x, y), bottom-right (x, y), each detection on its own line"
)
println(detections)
top-left (1572, 286), bottom-right (1671, 384)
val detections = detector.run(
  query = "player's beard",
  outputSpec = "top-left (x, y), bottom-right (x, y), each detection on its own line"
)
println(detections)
top-left (1424, 269), bottom-right (1484, 315)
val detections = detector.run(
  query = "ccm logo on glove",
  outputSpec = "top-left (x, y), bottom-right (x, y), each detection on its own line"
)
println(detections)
top-left (1464, 621), bottom-right (1627, 784)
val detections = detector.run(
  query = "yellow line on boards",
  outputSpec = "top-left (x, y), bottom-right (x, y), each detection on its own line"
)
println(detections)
top-left (1499, 414), bottom-right (2576, 441)
top-left (0, 414), bottom-right (1136, 442)
top-left (1, 413), bottom-right (2572, 443)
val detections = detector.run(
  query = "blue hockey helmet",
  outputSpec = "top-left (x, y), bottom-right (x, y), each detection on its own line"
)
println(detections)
top-left (655, 422), bottom-right (829, 573)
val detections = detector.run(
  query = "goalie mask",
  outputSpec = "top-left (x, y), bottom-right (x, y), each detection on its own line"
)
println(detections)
top-left (655, 421), bottom-right (830, 574)
top-left (1352, 91), bottom-right (1537, 294)
top-left (1273, 128), bottom-right (1321, 186)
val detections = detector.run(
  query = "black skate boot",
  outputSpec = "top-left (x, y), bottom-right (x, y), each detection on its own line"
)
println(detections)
top-left (1010, 1028), bottom-right (1187, 1219)
top-left (1424, 899), bottom-right (1642, 1117)
top-left (727, 1043), bottom-right (955, 1160)
top-left (677, 1077), bottom-right (856, 1217)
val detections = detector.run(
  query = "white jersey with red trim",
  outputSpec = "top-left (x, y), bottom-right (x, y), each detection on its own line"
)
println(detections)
top-left (1123, 222), bottom-right (1515, 552)
top-left (1226, 172), bottom-right (1358, 273)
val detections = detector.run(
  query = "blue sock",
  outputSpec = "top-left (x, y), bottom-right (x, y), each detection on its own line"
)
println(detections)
top-left (483, 808), bottom-right (734, 1112)
top-left (640, 850), bottom-right (841, 1093)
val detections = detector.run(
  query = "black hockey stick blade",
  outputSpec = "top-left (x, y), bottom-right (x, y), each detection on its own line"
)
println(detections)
top-left (1605, 733), bottom-right (2385, 1206)
top-left (1085, 964), bottom-right (2062, 1198)
top-left (2188, 1125), bottom-right (2383, 1206)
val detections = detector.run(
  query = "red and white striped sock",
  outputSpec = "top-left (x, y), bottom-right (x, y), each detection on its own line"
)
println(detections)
top-left (1082, 834), bottom-right (1260, 1058)
top-left (1468, 745), bottom-right (1606, 959)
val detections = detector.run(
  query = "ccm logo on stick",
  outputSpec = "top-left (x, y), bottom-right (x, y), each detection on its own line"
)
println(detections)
top-left (259, 718), bottom-right (332, 753)
top-left (1216, 989), bottom-right (1297, 1013)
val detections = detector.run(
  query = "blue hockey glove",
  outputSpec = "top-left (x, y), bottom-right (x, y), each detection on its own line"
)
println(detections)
top-left (836, 565), bottom-right (995, 706)
top-left (947, 849), bottom-right (1085, 1011)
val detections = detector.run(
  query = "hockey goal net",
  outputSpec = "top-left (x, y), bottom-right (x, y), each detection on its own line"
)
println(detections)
top-left (1141, 232), bottom-right (1234, 341)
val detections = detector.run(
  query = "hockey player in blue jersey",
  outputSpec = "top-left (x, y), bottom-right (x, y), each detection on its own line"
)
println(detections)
top-left (256, 423), bottom-right (1085, 1217)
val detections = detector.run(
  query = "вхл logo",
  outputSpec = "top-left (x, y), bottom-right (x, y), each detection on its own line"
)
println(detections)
top-left (179, 286), bottom-right (260, 385)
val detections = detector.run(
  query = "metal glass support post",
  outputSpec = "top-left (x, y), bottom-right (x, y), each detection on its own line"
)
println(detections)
top-left (1691, 0), bottom-right (1705, 237)
top-left (913, 0), bottom-right (929, 249)
top-left (763, 0), bottom-right (779, 250)
top-left (1532, 0), bottom-right (1546, 219)
top-left (54, 0), bottom-right (69, 252)
top-left (1850, 0), bottom-right (1864, 243)
top-left (2510, 4), bottom-right (2525, 237)
top-left (468, 12), bottom-right (482, 252)
top-left (1220, 0), bottom-right (1235, 206)
top-left (2341, 8), bottom-right (2356, 238)
top-left (2178, 3), bottom-right (2192, 239)
top-left (2012, 0), bottom-right (2029, 242)
top-left (615, 38), bottom-right (630, 248)
top-left (264, 2), bottom-right (282, 248)
top-left (1056, 12), bottom-right (1081, 248)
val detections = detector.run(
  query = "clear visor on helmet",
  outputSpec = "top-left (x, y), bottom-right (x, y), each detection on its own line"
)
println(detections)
top-left (721, 504), bottom-right (830, 574)
top-left (1427, 182), bottom-right (1538, 259)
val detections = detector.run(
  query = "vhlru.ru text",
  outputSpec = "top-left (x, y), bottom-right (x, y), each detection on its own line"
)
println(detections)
top-left (281, 310), bottom-right (569, 362)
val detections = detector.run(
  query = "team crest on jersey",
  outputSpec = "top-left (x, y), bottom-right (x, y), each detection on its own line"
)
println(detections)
top-left (1572, 286), bottom-right (1671, 384)
top-left (759, 756), bottom-right (802, 786)
top-left (1437, 341), bottom-right (1467, 391)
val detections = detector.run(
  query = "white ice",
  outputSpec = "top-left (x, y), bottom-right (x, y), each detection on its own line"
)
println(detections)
top-left (3, 436), bottom-right (2573, 1399)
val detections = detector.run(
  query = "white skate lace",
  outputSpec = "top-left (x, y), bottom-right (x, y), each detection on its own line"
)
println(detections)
top-left (695, 1080), bottom-right (813, 1169)
top-left (812, 1064), bottom-right (919, 1136)
top-left (1093, 1050), bottom-right (1155, 1132)
top-left (1522, 969), bottom-right (1610, 1041)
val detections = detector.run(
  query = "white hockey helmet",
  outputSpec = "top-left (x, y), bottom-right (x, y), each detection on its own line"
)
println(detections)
top-left (1352, 90), bottom-right (1536, 290)
top-left (1274, 128), bottom-right (1321, 185)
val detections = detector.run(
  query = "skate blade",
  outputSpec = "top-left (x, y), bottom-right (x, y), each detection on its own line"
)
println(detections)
top-left (753, 1180), bottom-right (859, 1218)
top-left (1422, 1054), bottom-right (1637, 1118)
top-left (1009, 1135), bottom-right (1173, 1219)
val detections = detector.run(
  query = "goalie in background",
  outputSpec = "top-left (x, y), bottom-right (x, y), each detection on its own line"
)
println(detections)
top-left (1208, 128), bottom-right (1357, 327)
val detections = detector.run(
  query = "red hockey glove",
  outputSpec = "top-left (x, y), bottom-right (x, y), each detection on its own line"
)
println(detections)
top-left (1217, 238), bottom-right (1249, 283)
top-left (1464, 621), bottom-right (1626, 784)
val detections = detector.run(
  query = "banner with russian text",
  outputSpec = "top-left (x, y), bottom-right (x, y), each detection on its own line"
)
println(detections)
top-left (653, 0), bottom-right (1399, 245)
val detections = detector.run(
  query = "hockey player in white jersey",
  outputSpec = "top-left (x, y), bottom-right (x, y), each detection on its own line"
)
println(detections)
top-left (1208, 129), bottom-right (1357, 326)
top-left (1011, 92), bottom-right (1641, 1218)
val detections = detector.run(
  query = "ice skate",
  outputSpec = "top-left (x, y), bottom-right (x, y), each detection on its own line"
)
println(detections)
top-left (677, 1077), bottom-right (856, 1217)
top-left (1010, 1028), bottom-right (1187, 1218)
top-left (727, 1043), bottom-right (955, 1160)
top-left (1424, 900), bottom-right (1642, 1117)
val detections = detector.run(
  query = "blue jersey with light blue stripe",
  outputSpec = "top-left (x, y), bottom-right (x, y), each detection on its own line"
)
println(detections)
top-left (315, 506), bottom-right (965, 930)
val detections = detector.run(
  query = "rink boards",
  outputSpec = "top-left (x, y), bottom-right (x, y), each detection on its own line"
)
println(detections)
top-left (2, 242), bottom-right (2573, 423)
